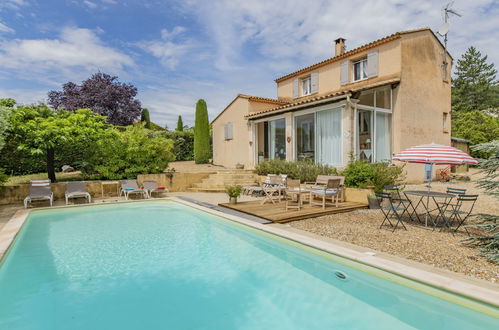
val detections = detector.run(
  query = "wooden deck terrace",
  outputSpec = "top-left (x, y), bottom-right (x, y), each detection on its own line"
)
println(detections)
top-left (219, 199), bottom-right (367, 223)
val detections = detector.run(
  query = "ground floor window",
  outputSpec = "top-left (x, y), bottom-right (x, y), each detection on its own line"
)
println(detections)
top-left (357, 109), bottom-right (391, 162)
top-left (295, 113), bottom-right (315, 161)
top-left (316, 107), bottom-right (342, 166)
top-left (268, 118), bottom-right (286, 160)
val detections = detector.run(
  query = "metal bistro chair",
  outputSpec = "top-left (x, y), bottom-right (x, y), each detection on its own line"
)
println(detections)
top-left (383, 185), bottom-right (413, 220)
top-left (444, 194), bottom-right (478, 235)
top-left (376, 192), bottom-right (407, 232)
top-left (438, 187), bottom-right (467, 209)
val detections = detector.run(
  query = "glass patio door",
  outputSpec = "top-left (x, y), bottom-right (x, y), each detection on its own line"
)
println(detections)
top-left (357, 110), bottom-right (373, 162)
top-left (295, 113), bottom-right (315, 161)
top-left (316, 108), bottom-right (342, 166)
top-left (268, 118), bottom-right (286, 160)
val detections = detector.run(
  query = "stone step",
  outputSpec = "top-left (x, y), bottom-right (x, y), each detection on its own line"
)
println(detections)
top-left (198, 179), bottom-right (258, 185)
top-left (187, 187), bottom-right (226, 193)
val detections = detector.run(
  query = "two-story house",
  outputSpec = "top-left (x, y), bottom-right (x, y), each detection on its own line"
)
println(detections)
top-left (211, 28), bottom-right (452, 181)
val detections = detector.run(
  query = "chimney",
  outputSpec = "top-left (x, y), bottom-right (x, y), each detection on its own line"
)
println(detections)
top-left (334, 38), bottom-right (346, 56)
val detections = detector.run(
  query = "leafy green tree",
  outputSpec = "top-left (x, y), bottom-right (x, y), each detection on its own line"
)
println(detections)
top-left (194, 99), bottom-right (211, 163)
top-left (452, 46), bottom-right (498, 112)
top-left (0, 98), bottom-right (16, 108)
top-left (84, 125), bottom-right (174, 179)
top-left (452, 110), bottom-right (499, 157)
top-left (465, 141), bottom-right (499, 263)
top-left (141, 108), bottom-right (151, 129)
top-left (176, 115), bottom-right (184, 131)
top-left (8, 105), bottom-right (110, 182)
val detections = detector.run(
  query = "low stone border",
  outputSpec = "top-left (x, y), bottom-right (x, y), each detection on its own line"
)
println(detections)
top-left (1, 197), bottom-right (498, 315)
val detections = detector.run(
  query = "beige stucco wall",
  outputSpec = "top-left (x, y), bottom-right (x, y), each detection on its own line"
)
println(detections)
top-left (0, 173), bottom-right (211, 205)
top-left (212, 97), bottom-right (251, 168)
top-left (392, 30), bottom-right (452, 182)
top-left (277, 39), bottom-right (402, 99)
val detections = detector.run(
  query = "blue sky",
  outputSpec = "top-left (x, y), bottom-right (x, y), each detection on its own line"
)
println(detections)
top-left (0, 0), bottom-right (498, 127)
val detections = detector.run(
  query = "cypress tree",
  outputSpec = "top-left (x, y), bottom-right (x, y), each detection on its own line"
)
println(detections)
top-left (194, 99), bottom-right (211, 164)
top-left (176, 115), bottom-right (184, 131)
top-left (141, 108), bottom-right (151, 129)
top-left (452, 46), bottom-right (498, 112)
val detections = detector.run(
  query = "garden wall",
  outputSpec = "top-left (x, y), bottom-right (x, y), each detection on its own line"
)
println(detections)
top-left (0, 172), bottom-right (211, 205)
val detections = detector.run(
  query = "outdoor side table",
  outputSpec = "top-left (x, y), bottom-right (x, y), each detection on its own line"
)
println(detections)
top-left (404, 190), bottom-right (454, 228)
top-left (101, 181), bottom-right (120, 198)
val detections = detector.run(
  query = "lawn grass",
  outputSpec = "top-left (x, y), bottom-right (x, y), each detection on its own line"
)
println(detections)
top-left (5, 171), bottom-right (83, 185)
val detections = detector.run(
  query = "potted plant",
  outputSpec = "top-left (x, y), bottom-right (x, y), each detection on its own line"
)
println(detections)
top-left (367, 194), bottom-right (380, 209)
top-left (226, 185), bottom-right (242, 204)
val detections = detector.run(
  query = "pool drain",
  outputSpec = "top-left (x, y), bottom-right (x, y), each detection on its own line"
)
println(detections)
top-left (334, 271), bottom-right (347, 279)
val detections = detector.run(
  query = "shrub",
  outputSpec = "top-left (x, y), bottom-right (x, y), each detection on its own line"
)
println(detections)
top-left (341, 160), bottom-right (405, 191)
top-left (225, 185), bottom-right (242, 198)
top-left (0, 168), bottom-right (8, 186)
top-left (83, 125), bottom-right (174, 179)
top-left (141, 108), bottom-right (151, 129)
top-left (154, 130), bottom-right (194, 161)
top-left (255, 159), bottom-right (338, 182)
top-left (465, 141), bottom-right (499, 264)
top-left (194, 99), bottom-right (211, 163)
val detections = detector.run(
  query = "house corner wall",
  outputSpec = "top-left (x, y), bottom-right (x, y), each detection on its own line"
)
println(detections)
top-left (394, 31), bottom-right (452, 182)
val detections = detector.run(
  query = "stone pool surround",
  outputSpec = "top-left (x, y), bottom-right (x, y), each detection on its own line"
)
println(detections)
top-left (0, 197), bottom-right (497, 316)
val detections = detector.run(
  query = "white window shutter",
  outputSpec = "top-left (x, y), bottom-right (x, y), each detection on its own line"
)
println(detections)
top-left (367, 50), bottom-right (379, 78)
top-left (340, 60), bottom-right (349, 85)
top-left (224, 124), bottom-right (228, 139)
top-left (311, 71), bottom-right (319, 93)
top-left (293, 78), bottom-right (299, 98)
top-left (228, 123), bottom-right (233, 139)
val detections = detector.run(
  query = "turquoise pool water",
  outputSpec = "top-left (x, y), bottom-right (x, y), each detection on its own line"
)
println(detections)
top-left (0, 201), bottom-right (497, 329)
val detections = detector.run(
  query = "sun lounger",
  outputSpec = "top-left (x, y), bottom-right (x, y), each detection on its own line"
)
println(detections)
top-left (65, 181), bottom-right (91, 205)
top-left (142, 180), bottom-right (168, 198)
top-left (119, 180), bottom-right (147, 200)
top-left (24, 180), bottom-right (53, 208)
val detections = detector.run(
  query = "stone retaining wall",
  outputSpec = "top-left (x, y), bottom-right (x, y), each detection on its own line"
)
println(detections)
top-left (0, 172), bottom-right (211, 205)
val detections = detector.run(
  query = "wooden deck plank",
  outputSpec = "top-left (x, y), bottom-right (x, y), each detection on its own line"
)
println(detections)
top-left (219, 200), bottom-right (367, 223)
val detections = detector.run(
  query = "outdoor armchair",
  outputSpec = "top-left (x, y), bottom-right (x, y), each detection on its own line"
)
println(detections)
top-left (285, 179), bottom-right (303, 211)
top-left (24, 180), bottom-right (53, 208)
top-left (309, 178), bottom-right (341, 209)
top-left (305, 175), bottom-right (345, 201)
top-left (65, 181), bottom-right (91, 205)
top-left (261, 175), bottom-right (287, 205)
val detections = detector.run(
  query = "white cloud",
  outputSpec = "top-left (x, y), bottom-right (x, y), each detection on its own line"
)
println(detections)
top-left (0, 22), bottom-right (14, 33)
top-left (101, 0), bottom-right (117, 4)
top-left (0, 27), bottom-right (134, 80)
top-left (137, 26), bottom-right (192, 70)
top-left (83, 1), bottom-right (97, 9)
top-left (0, 88), bottom-right (48, 105)
top-left (179, 0), bottom-right (499, 72)
top-left (0, 0), bottom-right (28, 11)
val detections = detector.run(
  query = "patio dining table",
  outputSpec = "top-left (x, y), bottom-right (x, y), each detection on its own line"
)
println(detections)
top-left (403, 190), bottom-right (455, 228)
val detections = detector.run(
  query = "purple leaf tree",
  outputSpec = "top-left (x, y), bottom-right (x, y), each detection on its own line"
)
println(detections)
top-left (48, 73), bottom-right (142, 125)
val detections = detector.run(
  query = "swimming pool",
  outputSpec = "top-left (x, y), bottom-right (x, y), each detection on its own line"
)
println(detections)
top-left (0, 201), bottom-right (497, 329)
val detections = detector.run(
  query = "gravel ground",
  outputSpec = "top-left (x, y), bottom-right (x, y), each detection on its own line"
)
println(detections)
top-left (290, 169), bottom-right (499, 283)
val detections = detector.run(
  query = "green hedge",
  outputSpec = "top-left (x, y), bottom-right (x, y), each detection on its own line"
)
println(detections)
top-left (153, 130), bottom-right (194, 161)
top-left (0, 138), bottom-right (88, 175)
top-left (256, 159), bottom-right (405, 191)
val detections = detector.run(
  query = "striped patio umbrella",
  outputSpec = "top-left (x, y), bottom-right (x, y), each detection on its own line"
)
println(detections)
top-left (392, 143), bottom-right (478, 165)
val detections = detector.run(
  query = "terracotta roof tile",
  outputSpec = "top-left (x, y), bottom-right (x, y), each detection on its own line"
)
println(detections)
top-left (246, 76), bottom-right (400, 119)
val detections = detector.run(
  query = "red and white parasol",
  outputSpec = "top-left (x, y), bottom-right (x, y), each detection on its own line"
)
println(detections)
top-left (392, 143), bottom-right (478, 165)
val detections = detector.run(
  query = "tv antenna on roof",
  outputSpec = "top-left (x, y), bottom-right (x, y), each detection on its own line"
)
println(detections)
top-left (437, 1), bottom-right (462, 79)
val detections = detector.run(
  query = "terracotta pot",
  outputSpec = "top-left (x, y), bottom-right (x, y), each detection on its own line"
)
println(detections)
top-left (229, 196), bottom-right (238, 204)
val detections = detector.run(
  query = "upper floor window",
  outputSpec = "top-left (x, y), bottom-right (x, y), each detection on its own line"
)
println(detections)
top-left (353, 57), bottom-right (368, 82)
top-left (301, 76), bottom-right (312, 96)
